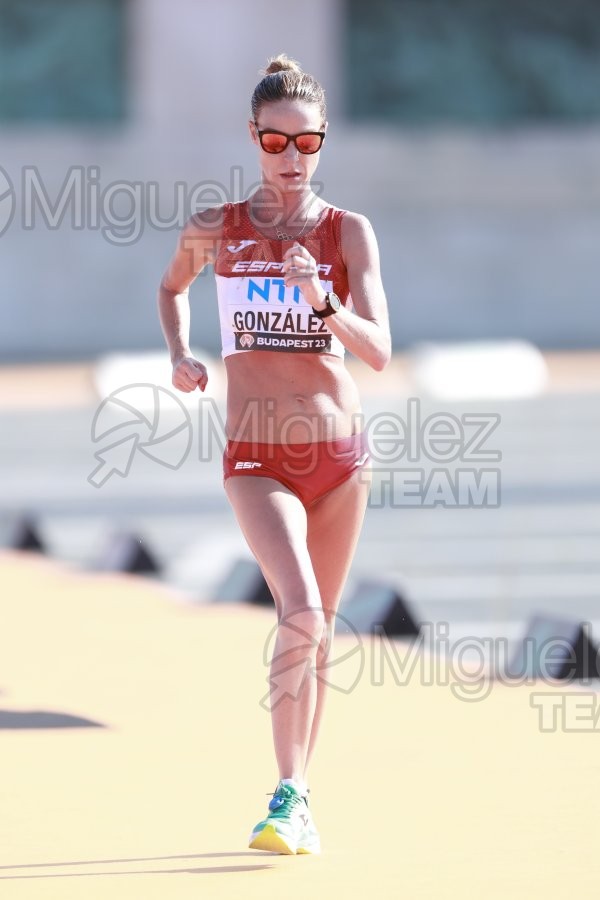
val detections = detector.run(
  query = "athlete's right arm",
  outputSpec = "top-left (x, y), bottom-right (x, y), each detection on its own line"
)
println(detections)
top-left (157, 208), bottom-right (223, 393)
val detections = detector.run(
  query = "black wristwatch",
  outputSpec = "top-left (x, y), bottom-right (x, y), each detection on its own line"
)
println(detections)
top-left (313, 291), bottom-right (341, 319)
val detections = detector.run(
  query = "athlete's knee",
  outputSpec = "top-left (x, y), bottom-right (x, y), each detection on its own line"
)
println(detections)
top-left (315, 616), bottom-right (335, 659)
top-left (276, 605), bottom-right (326, 650)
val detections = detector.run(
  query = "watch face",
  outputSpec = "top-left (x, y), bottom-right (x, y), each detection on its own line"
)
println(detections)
top-left (328, 292), bottom-right (341, 311)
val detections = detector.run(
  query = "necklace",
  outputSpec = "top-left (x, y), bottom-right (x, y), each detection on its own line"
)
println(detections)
top-left (267, 202), bottom-right (314, 241)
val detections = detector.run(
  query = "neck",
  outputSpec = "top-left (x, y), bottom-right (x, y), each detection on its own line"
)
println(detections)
top-left (252, 184), bottom-right (319, 225)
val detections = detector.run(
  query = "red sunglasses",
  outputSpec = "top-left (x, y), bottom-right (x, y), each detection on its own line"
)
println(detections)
top-left (254, 126), bottom-right (326, 155)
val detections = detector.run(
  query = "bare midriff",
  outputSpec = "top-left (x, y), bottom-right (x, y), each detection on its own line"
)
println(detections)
top-left (224, 350), bottom-right (364, 444)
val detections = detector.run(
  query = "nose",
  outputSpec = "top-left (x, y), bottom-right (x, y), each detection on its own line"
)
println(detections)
top-left (282, 140), bottom-right (300, 163)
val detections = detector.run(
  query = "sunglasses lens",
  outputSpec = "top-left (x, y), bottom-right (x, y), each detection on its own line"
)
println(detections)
top-left (295, 134), bottom-right (322, 154)
top-left (260, 133), bottom-right (287, 153)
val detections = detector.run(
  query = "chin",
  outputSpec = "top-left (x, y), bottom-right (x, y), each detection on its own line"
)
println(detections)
top-left (281, 178), bottom-right (310, 191)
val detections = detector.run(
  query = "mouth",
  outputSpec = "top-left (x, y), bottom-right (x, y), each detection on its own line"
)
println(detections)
top-left (280, 171), bottom-right (303, 179)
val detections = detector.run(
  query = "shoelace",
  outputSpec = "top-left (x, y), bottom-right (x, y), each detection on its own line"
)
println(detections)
top-left (266, 787), bottom-right (310, 798)
top-left (265, 784), bottom-right (310, 816)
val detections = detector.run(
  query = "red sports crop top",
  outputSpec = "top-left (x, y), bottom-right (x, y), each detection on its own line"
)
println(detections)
top-left (213, 200), bottom-right (352, 359)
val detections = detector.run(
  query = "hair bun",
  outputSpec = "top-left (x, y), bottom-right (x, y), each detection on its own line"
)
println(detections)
top-left (251, 54), bottom-right (325, 122)
top-left (264, 53), bottom-right (302, 76)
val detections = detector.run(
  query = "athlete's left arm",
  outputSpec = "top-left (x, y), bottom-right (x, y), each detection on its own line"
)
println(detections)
top-left (330, 212), bottom-right (392, 371)
top-left (282, 213), bottom-right (392, 370)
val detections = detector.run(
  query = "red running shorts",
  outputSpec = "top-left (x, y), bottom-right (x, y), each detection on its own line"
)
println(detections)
top-left (222, 431), bottom-right (371, 509)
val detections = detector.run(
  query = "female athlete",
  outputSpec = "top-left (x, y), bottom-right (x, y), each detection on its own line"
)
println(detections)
top-left (158, 54), bottom-right (391, 855)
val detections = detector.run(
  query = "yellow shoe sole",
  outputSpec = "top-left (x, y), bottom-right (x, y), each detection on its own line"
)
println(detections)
top-left (249, 823), bottom-right (296, 855)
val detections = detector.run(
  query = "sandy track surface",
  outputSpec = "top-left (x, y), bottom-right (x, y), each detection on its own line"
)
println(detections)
top-left (1, 550), bottom-right (598, 899)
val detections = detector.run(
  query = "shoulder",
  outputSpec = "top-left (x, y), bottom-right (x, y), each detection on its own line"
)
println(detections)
top-left (187, 203), bottom-right (230, 238)
top-left (339, 210), bottom-right (375, 237)
top-left (181, 201), bottom-right (250, 254)
top-left (191, 199), bottom-right (252, 237)
top-left (173, 203), bottom-right (236, 270)
top-left (337, 210), bottom-right (380, 266)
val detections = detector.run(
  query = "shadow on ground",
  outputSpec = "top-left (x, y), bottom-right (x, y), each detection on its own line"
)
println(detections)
top-left (0, 851), bottom-right (279, 879)
top-left (0, 710), bottom-right (105, 729)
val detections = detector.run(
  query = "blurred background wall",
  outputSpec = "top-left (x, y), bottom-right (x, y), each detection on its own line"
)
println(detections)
top-left (1, 0), bottom-right (599, 362)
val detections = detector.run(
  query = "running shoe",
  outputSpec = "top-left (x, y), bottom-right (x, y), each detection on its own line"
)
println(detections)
top-left (296, 793), bottom-right (321, 854)
top-left (248, 781), bottom-right (320, 855)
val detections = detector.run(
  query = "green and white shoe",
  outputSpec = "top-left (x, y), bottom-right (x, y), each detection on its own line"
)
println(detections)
top-left (248, 781), bottom-right (321, 855)
top-left (296, 795), bottom-right (321, 854)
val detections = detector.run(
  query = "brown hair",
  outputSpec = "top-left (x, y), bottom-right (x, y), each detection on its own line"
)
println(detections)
top-left (251, 53), bottom-right (327, 124)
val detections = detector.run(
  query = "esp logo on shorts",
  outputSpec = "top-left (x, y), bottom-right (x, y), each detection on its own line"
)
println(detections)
top-left (234, 461), bottom-right (262, 470)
